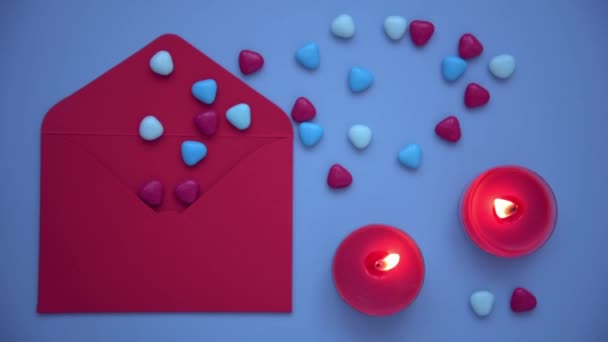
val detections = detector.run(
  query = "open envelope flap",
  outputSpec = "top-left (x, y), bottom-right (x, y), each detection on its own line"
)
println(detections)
top-left (41, 33), bottom-right (293, 138)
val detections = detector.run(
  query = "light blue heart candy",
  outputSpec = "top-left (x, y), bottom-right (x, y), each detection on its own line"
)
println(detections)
top-left (226, 103), bottom-right (251, 130)
top-left (181, 141), bottom-right (208, 166)
top-left (298, 122), bottom-right (324, 147)
top-left (398, 144), bottom-right (422, 169)
top-left (295, 42), bottom-right (320, 70)
top-left (442, 56), bottom-right (467, 81)
top-left (348, 66), bottom-right (374, 93)
top-left (192, 79), bottom-right (217, 104)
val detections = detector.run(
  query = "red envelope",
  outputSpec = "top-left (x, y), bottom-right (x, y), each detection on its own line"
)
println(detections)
top-left (38, 34), bottom-right (293, 313)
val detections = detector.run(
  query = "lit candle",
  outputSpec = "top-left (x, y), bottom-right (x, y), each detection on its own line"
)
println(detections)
top-left (461, 166), bottom-right (558, 257)
top-left (332, 224), bottom-right (425, 316)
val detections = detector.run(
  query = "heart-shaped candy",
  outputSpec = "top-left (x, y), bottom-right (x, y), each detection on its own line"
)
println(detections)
top-left (291, 97), bottom-right (316, 122)
top-left (138, 180), bottom-right (163, 207)
top-left (239, 49), bottom-right (264, 75)
top-left (298, 122), bottom-right (324, 147)
top-left (510, 287), bottom-right (537, 313)
top-left (348, 66), bottom-right (374, 93)
top-left (348, 124), bottom-right (372, 150)
top-left (442, 56), bottom-right (467, 81)
top-left (327, 164), bottom-right (352, 189)
top-left (226, 103), bottom-right (251, 130)
top-left (149, 50), bottom-right (174, 76)
top-left (331, 14), bottom-right (355, 39)
top-left (459, 33), bottom-right (484, 59)
top-left (409, 20), bottom-right (434, 46)
top-left (384, 16), bottom-right (408, 41)
top-left (489, 54), bottom-right (516, 79)
top-left (435, 116), bottom-right (461, 142)
top-left (470, 290), bottom-right (495, 317)
top-left (464, 83), bottom-right (490, 108)
top-left (175, 180), bottom-right (200, 206)
top-left (194, 110), bottom-right (218, 136)
top-left (191, 79), bottom-right (217, 105)
top-left (181, 141), bottom-right (208, 167)
top-left (139, 115), bottom-right (164, 141)
top-left (295, 42), bottom-right (320, 70)
top-left (398, 144), bottom-right (422, 169)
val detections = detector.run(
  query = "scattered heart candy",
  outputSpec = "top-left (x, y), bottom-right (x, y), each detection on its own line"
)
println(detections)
top-left (139, 115), bottom-right (164, 141)
top-left (298, 122), bottom-right (324, 147)
top-left (470, 290), bottom-right (495, 317)
top-left (442, 56), bottom-right (468, 81)
top-left (239, 49), bottom-right (264, 75)
top-left (226, 103), bottom-right (251, 130)
top-left (458, 33), bottom-right (484, 59)
top-left (465, 83), bottom-right (490, 108)
top-left (175, 180), bottom-right (200, 206)
top-left (409, 20), bottom-right (435, 46)
top-left (295, 42), bottom-right (320, 70)
top-left (291, 97), bottom-right (316, 122)
top-left (194, 110), bottom-right (218, 136)
top-left (138, 180), bottom-right (163, 207)
top-left (510, 287), bottom-right (537, 313)
top-left (489, 54), bottom-right (516, 79)
top-left (348, 66), bottom-right (374, 93)
top-left (149, 50), bottom-right (174, 76)
top-left (191, 79), bottom-right (217, 105)
top-left (398, 144), bottom-right (422, 169)
top-left (348, 124), bottom-right (372, 150)
top-left (331, 14), bottom-right (355, 39)
top-left (435, 116), bottom-right (461, 142)
top-left (384, 16), bottom-right (408, 41)
top-left (181, 141), bottom-right (208, 166)
top-left (327, 164), bottom-right (353, 189)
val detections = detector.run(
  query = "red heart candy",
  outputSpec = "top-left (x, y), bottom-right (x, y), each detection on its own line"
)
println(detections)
top-left (458, 33), bottom-right (484, 59)
top-left (238, 49), bottom-right (264, 75)
top-left (327, 164), bottom-right (352, 189)
top-left (194, 110), bottom-right (218, 136)
top-left (138, 180), bottom-right (163, 207)
top-left (290, 97), bottom-right (316, 122)
top-left (464, 83), bottom-right (490, 108)
top-left (510, 287), bottom-right (537, 313)
top-left (409, 20), bottom-right (435, 47)
top-left (435, 116), bottom-right (461, 142)
top-left (175, 180), bottom-right (200, 206)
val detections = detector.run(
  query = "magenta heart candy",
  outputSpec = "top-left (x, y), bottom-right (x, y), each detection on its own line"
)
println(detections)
top-left (138, 180), bottom-right (163, 207)
top-left (194, 110), bottom-right (218, 136)
top-left (175, 180), bottom-right (200, 206)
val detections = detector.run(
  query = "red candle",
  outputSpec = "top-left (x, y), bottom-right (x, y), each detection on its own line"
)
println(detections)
top-left (461, 165), bottom-right (558, 257)
top-left (332, 224), bottom-right (425, 316)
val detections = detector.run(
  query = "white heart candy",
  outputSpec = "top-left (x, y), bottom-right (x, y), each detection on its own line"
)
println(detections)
top-left (348, 124), bottom-right (372, 150)
top-left (139, 115), bottom-right (164, 141)
top-left (331, 14), bottom-right (355, 39)
top-left (489, 54), bottom-right (515, 79)
top-left (470, 290), bottom-right (495, 317)
top-left (384, 16), bottom-right (408, 40)
top-left (149, 50), bottom-right (174, 76)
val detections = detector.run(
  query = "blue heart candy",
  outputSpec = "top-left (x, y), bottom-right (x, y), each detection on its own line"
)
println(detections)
top-left (298, 122), bottom-right (324, 147)
top-left (226, 103), bottom-right (251, 130)
top-left (348, 66), bottom-right (374, 93)
top-left (398, 144), bottom-right (422, 169)
top-left (295, 42), bottom-right (320, 70)
top-left (442, 56), bottom-right (467, 81)
top-left (192, 79), bottom-right (217, 104)
top-left (181, 141), bottom-right (208, 166)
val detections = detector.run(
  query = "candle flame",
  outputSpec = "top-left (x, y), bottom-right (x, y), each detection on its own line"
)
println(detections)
top-left (494, 198), bottom-right (518, 219)
top-left (375, 253), bottom-right (400, 271)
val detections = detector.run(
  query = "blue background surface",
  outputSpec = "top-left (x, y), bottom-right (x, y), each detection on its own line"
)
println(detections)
top-left (1, 0), bottom-right (607, 341)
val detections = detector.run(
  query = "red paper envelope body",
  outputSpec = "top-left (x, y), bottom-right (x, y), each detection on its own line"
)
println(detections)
top-left (38, 34), bottom-right (293, 313)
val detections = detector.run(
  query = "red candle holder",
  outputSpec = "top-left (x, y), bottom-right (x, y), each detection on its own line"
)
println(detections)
top-left (461, 165), bottom-right (558, 257)
top-left (332, 224), bottom-right (425, 316)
